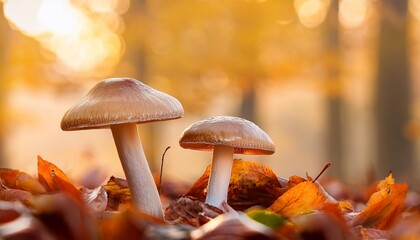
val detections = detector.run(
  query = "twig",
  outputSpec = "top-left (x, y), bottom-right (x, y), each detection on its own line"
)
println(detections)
top-left (158, 146), bottom-right (171, 196)
top-left (312, 162), bottom-right (331, 183)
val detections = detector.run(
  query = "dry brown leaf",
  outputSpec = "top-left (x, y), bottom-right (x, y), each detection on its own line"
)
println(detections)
top-left (103, 176), bottom-right (132, 211)
top-left (80, 186), bottom-right (108, 215)
top-left (190, 211), bottom-right (275, 240)
top-left (291, 203), bottom-right (355, 240)
top-left (186, 159), bottom-right (283, 211)
top-left (164, 196), bottom-right (223, 227)
top-left (350, 173), bottom-right (408, 230)
top-left (29, 193), bottom-right (98, 240)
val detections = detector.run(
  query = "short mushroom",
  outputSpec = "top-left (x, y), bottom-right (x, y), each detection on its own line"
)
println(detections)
top-left (61, 78), bottom-right (183, 218)
top-left (179, 116), bottom-right (275, 208)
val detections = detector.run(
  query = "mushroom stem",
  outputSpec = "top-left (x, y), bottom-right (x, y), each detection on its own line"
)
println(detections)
top-left (205, 145), bottom-right (234, 208)
top-left (111, 123), bottom-right (163, 218)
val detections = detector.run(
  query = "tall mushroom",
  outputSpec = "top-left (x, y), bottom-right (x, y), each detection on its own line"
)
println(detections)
top-left (61, 78), bottom-right (183, 218)
top-left (179, 116), bottom-right (275, 208)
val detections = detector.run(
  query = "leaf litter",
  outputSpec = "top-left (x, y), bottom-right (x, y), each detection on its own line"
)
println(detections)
top-left (0, 156), bottom-right (418, 239)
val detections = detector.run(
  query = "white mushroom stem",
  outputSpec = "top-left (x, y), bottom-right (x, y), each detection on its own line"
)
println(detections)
top-left (111, 123), bottom-right (163, 218)
top-left (205, 145), bottom-right (234, 208)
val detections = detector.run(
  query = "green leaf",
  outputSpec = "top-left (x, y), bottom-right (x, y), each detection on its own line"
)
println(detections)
top-left (246, 209), bottom-right (286, 229)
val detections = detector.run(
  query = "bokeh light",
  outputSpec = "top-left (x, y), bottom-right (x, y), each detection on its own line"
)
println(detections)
top-left (294, 0), bottom-right (330, 28)
top-left (409, 0), bottom-right (420, 21)
top-left (339, 0), bottom-right (369, 29)
top-left (3, 0), bottom-right (128, 78)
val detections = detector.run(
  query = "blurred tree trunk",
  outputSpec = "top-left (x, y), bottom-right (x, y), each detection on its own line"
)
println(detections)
top-left (240, 80), bottom-right (256, 123)
top-left (125, 0), bottom-right (159, 172)
top-left (325, 0), bottom-right (342, 176)
top-left (376, 0), bottom-right (412, 180)
top-left (0, 5), bottom-right (8, 165)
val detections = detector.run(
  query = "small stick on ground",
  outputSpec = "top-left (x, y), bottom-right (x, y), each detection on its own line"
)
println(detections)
top-left (158, 146), bottom-right (171, 196)
top-left (312, 162), bottom-right (331, 183)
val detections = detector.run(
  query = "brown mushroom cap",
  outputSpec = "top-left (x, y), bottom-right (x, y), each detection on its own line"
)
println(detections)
top-left (61, 78), bottom-right (184, 130)
top-left (179, 116), bottom-right (275, 155)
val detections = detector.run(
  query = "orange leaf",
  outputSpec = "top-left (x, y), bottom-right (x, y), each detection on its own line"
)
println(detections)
top-left (350, 173), bottom-right (408, 229)
top-left (186, 159), bottom-right (283, 211)
top-left (0, 169), bottom-right (46, 194)
top-left (268, 181), bottom-right (328, 218)
top-left (15, 172), bottom-right (46, 194)
top-left (37, 156), bottom-right (82, 202)
top-left (100, 211), bottom-right (164, 240)
top-left (0, 169), bottom-right (20, 188)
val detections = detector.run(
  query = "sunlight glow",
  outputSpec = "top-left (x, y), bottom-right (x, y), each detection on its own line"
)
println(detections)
top-left (409, 0), bottom-right (420, 21)
top-left (37, 0), bottom-right (81, 36)
top-left (3, 0), bottom-right (128, 77)
top-left (339, 0), bottom-right (369, 29)
top-left (294, 0), bottom-right (330, 28)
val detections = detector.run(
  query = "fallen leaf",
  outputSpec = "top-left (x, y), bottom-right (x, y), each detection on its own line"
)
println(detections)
top-left (353, 226), bottom-right (391, 240)
top-left (350, 173), bottom-right (408, 230)
top-left (292, 204), bottom-right (355, 240)
top-left (29, 193), bottom-right (98, 240)
top-left (268, 181), bottom-right (328, 218)
top-left (37, 156), bottom-right (70, 191)
top-left (0, 188), bottom-right (32, 203)
top-left (0, 201), bottom-right (55, 239)
top-left (190, 211), bottom-right (275, 240)
top-left (164, 196), bottom-right (223, 227)
top-left (15, 172), bottom-right (46, 194)
top-left (186, 159), bottom-right (283, 211)
top-left (0, 169), bottom-right (46, 194)
top-left (391, 210), bottom-right (420, 239)
top-left (99, 210), bottom-right (166, 240)
top-left (80, 186), bottom-right (108, 215)
top-left (246, 209), bottom-right (286, 229)
top-left (37, 156), bottom-right (82, 202)
top-left (0, 169), bottom-right (20, 188)
top-left (103, 176), bottom-right (132, 211)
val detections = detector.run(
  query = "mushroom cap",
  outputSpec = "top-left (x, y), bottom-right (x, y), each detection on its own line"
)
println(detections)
top-left (61, 78), bottom-right (184, 130)
top-left (179, 116), bottom-right (275, 155)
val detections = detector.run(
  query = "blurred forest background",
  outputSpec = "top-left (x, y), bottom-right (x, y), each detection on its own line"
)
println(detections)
top-left (0, 0), bottom-right (420, 189)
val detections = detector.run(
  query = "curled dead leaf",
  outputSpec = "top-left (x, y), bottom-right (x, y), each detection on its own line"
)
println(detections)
top-left (37, 156), bottom-right (82, 203)
top-left (0, 169), bottom-right (46, 194)
top-left (190, 211), bottom-right (275, 240)
top-left (103, 176), bottom-right (132, 211)
top-left (268, 181), bottom-right (329, 218)
top-left (350, 173), bottom-right (408, 230)
top-left (100, 210), bottom-right (192, 240)
top-left (0, 169), bottom-right (20, 188)
top-left (15, 172), bottom-right (46, 194)
top-left (164, 196), bottom-right (223, 227)
top-left (80, 186), bottom-right (108, 215)
top-left (29, 192), bottom-right (98, 240)
top-left (186, 159), bottom-right (283, 211)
